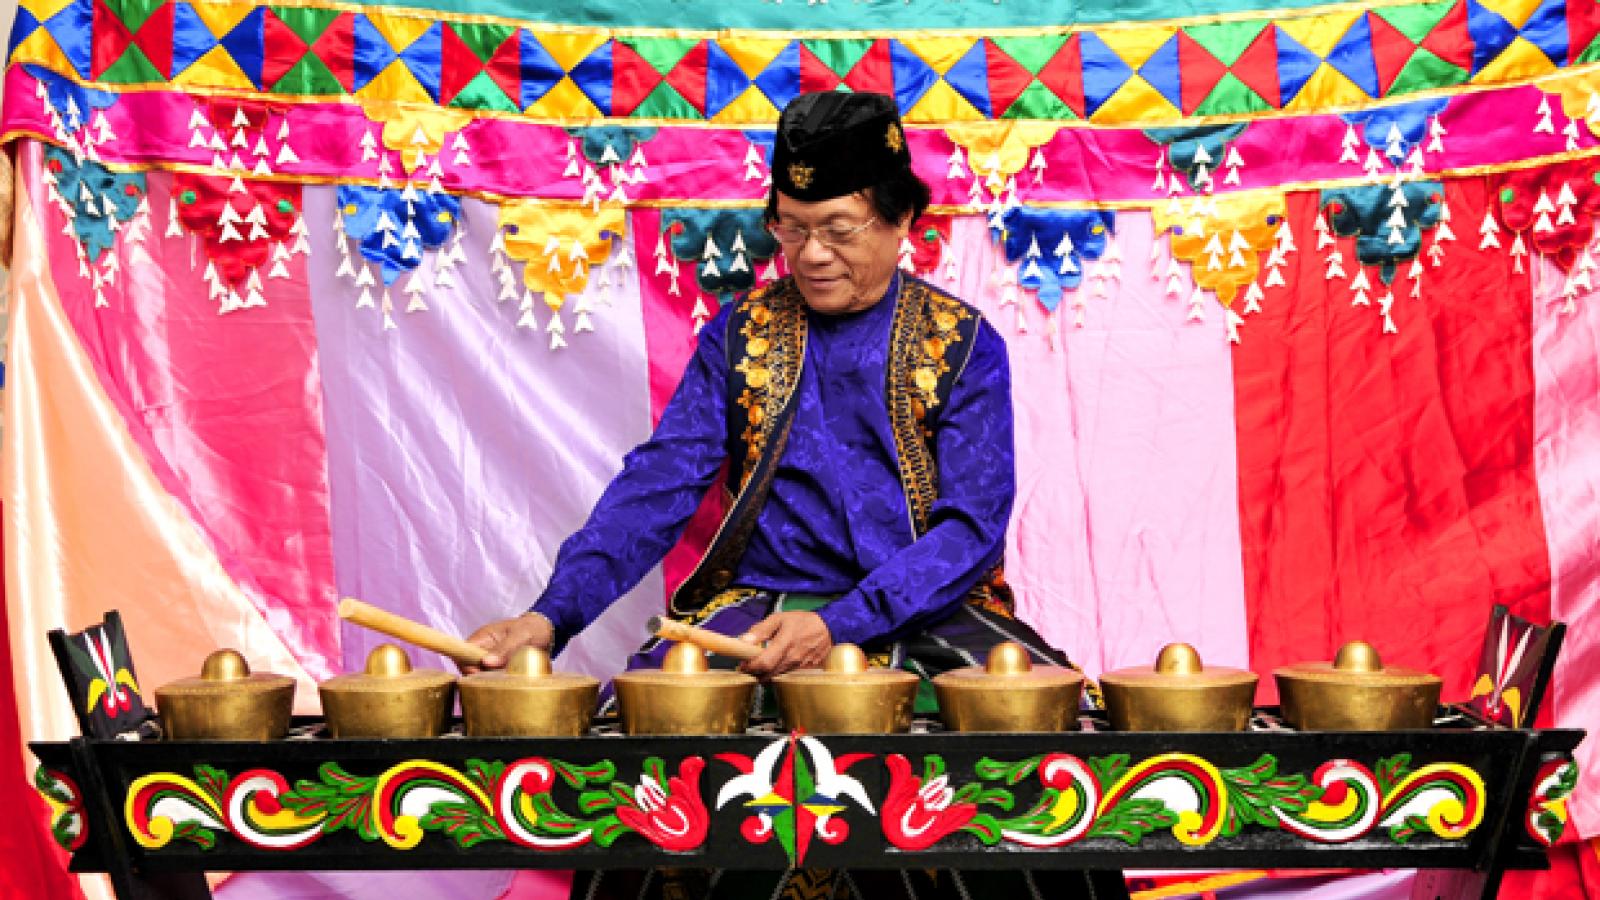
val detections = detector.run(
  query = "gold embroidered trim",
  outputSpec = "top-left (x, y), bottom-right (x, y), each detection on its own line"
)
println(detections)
top-left (732, 281), bottom-right (807, 489)
top-left (888, 279), bottom-right (971, 534)
top-left (888, 278), bottom-right (1015, 617)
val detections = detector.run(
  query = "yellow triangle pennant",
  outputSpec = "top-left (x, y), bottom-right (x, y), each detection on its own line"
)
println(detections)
top-left (712, 85), bottom-right (780, 126)
top-left (1092, 76), bottom-right (1180, 125)
top-left (1285, 63), bottom-right (1367, 113)
top-left (717, 36), bottom-right (794, 81)
top-left (539, 32), bottom-right (611, 74)
top-left (173, 45), bottom-right (255, 91)
top-left (1094, 26), bottom-right (1178, 72)
top-left (526, 76), bottom-right (601, 119)
top-left (1473, 35), bottom-right (1558, 85)
top-left (1275, 9), bottom-right (1367, 60)
top-left (357, 61), bottom-right (434, 106)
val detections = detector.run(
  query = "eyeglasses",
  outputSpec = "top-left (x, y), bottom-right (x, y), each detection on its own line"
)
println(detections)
top-left (765, 217), bottom-right (878, 249)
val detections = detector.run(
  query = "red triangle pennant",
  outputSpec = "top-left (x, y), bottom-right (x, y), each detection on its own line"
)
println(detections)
top-left (985, 39), bottom-right (1035, 117)
top-left (1230, 25), bottom-right (1282, 108)
top-left (309, 13), bottom-right (356, 92)
top-left (1419, 0), bottom-right (1473, 72)
top-left (664, 39), bottom-right (709, 115)
top-left (485, 31), bottom-right (524, 110)
top-left (1573, 0), bottom-right (1600, 64)
top-left (799, 43), bottom-right (844, 94)
top-left (844, 39), bottom-right (895, 96)
top-left (262, 11), bottom-right (310, 89)
top-left (1368, 11), bottom-right (1418, 95)
top-left (91, 0), bottom-right (135, 80)
top-left (1036, 34), bottom-right (1085, 119)
top-left (612, 39), bottom-right (665, 116)
top-left (1177, 31), bottom-right (1228, 115)
top-left (439, 24), bottom-right (487, 106)
top-left (131, 0), bottom-right (173, 78)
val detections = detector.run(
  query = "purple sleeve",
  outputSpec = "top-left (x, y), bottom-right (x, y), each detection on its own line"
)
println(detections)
top-left (531, 305), bottom-right (732, 649)
top-left (815, 320), bottom-right (1016, 645)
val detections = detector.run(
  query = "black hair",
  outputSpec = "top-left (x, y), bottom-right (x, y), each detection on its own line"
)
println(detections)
top-left (765, 167), bottom-right (932, 229)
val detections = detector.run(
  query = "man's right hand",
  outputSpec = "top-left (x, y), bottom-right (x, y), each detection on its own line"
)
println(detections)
top-left (463, 613), bottom-right (554, 674)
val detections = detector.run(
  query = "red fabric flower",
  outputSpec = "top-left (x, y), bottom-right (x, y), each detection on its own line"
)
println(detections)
top-left (1494, 158), bottom-right (1600, 271)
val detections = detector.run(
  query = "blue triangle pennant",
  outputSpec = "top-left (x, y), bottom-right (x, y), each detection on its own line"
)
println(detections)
top-left (1517, 0), bottom-right (1569, 66)
top-left (568, 39), bottom-right (613, 115)
top-left (42, 0), bottom-right (92, 79)
top-left (1079, 32), bottom-right (1132, 117)
top-left (1137, 34), bottom-right (1182, 112)
top-left (396, 20), bottom-right (442, 102)
top-left (705, 42), bottom-right (752, 120)
top-left (352, 15), bottom-right (399, 91)
top-left (1324, 12), bottom-right (1380, 98)
top-left (1465, 0), bottom-right (1519, 75)
top-left (887, 40), bottom-right (939, 114)
top-left (171, 2), bottom-right (219, 78)
top-left (943, 39), bottom-right (992, 117)
top-left (1274, 26), bottom-right (1321, 107)
top-left (7, 5), bottom-right (43, 54)
top-left (218, 6), bottom-right (265, 89)
top-left (519, 31), bottom-right (562, 110)
top-left (753, 40), bottom-right (801, 113)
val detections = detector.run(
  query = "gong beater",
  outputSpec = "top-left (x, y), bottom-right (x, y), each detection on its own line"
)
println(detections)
top-left (459, 646), bottom-right (599, 737)
top-left (612, 642), bottom-right (757, 735)
top-left (773, 644), bottom-right (919, 734)
top-left (933, 641), bottom-right (1084, 733)
top-left (1276, 640), bottom-right (1441, 731)
top-left (155, 649), bottom-right (296, 741)
top-left (1100, 642), bottom-right (1258, 732)
top-left (319, 644), bottom-right (455, 738)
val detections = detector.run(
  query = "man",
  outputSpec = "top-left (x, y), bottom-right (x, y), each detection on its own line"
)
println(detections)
top-left (468, 91), bottom-right (1127, 900)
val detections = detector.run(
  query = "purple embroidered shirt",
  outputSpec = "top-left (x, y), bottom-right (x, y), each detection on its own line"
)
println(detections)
top-left (532, 276), bottom-right (1015, 650)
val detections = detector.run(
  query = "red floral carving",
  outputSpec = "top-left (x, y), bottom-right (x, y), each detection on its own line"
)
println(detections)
top-left (881, 754), bottom-right (977, 851)
top-left (616, 757), bottom-right (709, 852)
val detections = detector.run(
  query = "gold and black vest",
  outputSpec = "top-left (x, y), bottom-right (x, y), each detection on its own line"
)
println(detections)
top-left (670, 275), bottom-right (1014, 620)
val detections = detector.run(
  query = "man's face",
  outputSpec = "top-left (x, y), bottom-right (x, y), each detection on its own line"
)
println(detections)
top-left (771, 191), bottom-right (909, 315)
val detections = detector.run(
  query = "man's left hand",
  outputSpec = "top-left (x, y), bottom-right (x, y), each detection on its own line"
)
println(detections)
top-left (739, 611), bottom-right (833, 677)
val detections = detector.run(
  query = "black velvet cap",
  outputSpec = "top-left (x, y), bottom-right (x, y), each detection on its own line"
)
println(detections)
top-left (770, 91), bottom-right (912, 201)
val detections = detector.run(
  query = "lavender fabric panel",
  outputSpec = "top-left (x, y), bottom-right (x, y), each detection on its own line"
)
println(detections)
top-left (537, 275), bottom-right (1015, 647)
top-left (948, 213), bottom-right (1250, 676)
top-left (304, 189), bottom-right (662, 683)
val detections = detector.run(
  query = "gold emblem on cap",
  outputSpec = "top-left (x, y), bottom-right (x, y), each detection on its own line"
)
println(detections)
top-left (788, 161), bottom-right (815, 190)
top-left (886, 123), bottom-right (904, 153)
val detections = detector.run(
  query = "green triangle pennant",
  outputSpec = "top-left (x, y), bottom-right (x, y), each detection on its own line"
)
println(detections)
top-left (271, 6), bottom-right (343, 49)
top-left (104, 0), bottom-right (168, 34)
top-left (629, 36), bottom-right (702, 77)
top-left (1373, 1), bottom-right (1456, 47)
top-left (1193, 71), bottom-right (1272, 116)
top-left (1577, 34), bottom-right (1600, 65)
top-left (271, 52), bottom-right (346, 95)
top-left (1387, 46), bottom-right (1467, 95)
top-left (1182, 21), bottom-right (1268, 68)
top-left (991, 34), bottom-right (1070, 75)
top-left (630, 80), bottom-right (700, 118)
top-left (1002, 79), bottom-right (1080, 119)
top-left (99, 45), bottom-right (163, 84)
top-left (448, 68), bottom-right (520, 112)
top-left (451, 22), bottom-right (516, 63)
top-left (803, 37), bottom-right (875, 78)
